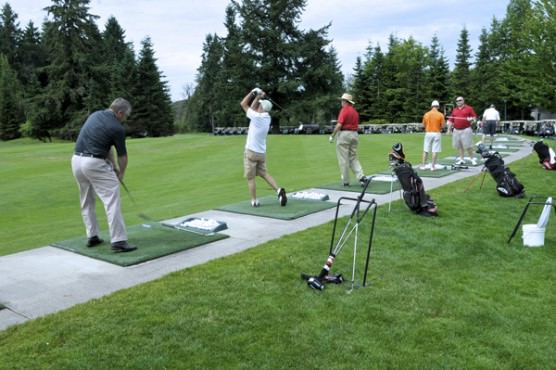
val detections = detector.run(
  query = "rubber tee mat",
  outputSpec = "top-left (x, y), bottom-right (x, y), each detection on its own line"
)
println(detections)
top-left (317, 177), bottom-right (401, 193)
top-left (51, 222), bottom-right (228, 266)
top-left (216, 195), bottom-right (336, 220)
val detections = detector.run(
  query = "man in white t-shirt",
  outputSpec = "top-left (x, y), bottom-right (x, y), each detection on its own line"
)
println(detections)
top-left (240, 88), bottom-right (287, 207)
top-left (481, 104), bottom-right (500, 149)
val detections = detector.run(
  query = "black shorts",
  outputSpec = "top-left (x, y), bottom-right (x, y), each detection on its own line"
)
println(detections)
top-left (484, 120), bottom-right (497, 136)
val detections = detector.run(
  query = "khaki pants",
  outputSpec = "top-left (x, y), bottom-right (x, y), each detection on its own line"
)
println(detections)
top-left (71, 155), bottom-right (127, 243)
top-left (335, 130), bottom-right (364, 184)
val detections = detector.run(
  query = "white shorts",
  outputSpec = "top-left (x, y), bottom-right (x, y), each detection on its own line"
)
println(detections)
top-left (423, 132), bottom-right (441, 153)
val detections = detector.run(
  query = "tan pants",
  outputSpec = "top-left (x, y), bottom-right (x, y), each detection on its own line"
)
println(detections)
top-left (71, 155), bottom-right (127, 243)
top-left (335, 130), bottom-right (365, 184)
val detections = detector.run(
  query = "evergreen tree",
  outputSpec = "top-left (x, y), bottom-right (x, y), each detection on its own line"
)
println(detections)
top-left (0, 54), bottom-right (24, 140)
top-left (530, 0), bottom-right (556, 112)
top-left (451, 27), bottom-right (473, 100)
top-left (17, 21), bottom-right (48, 98)
top-left (471, 25), bottom-right (503, 116)
top-left (497, 0), bottom-right (536, 119)
top-left (190, 33), bottom-right (225, 132)
top-left (129, 37), bottom-right (174, 137)
top-left (426, 35), bottom-right (450, 109)
top-left (0, 3), bottom-right (21, 71)
top-left (102, 16), bottom-right (136, 99)
top-left (214, 5), bottom-right (253, 127)
top-left (31, 0), bottom-right (107, 140)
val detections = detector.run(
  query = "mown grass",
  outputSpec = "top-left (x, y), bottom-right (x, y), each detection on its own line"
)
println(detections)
top-left (0, 134), bottom-right (555, 369)
top-left (1, 133), bottom-right (426, 255)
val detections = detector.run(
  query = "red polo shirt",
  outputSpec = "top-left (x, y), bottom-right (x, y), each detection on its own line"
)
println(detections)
top-left (449, 105), bottom-right (477, 129)
top-left (337, 104), bottom-right (359, 131)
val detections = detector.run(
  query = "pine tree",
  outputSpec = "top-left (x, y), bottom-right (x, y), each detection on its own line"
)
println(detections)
top-left (129, 37), bottom-right (174, 137)
top-left (0, 54), bottom-right (24, 140)
top-left (426, 35), bottom-right (450, 109)
top-left (0, 3), bottom-right (21, 72)
top-left (102, 16), bottom-right (136, 99)
top-left (451, 27), bottom-right (473, 100)
top-left (31, 0), bottom-right (107, 140)
top-left (17, 21), bottom-right (48, 98)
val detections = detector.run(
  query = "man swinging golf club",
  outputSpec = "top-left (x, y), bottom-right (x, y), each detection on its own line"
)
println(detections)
top-left (71, 98), bottom-right (137, 252)
top-left (240, 88), bottom-right (287, 207)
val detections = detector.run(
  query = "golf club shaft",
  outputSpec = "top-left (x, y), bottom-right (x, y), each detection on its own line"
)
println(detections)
top-left (119, 179), bottom-right (152, 221)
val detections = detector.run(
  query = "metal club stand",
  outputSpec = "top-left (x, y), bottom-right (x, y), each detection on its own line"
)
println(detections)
top-left (327, 178), bottom-right (378, 290)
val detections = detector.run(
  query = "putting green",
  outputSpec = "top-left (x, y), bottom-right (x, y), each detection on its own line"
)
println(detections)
top-left (216, 195), bottom-right (336, 220)
top-left (318, 178), bottom-right (401, 193)
top-left (51, 223), bottom-right (228, 266)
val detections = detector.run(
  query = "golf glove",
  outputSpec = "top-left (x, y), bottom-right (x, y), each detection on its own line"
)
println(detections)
top-left (329, 135), bottom-right (334, 143)
top-left (251, 87), bottom-right (262, 96)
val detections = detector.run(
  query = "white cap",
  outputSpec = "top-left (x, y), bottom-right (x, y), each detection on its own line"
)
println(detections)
top-left (431, 100), bottom-right (439, 107)
top-left (259, 100), bottom-right (272, 112)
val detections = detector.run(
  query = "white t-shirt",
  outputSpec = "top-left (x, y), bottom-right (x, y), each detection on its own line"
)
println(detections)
top-left (245, 108), bottom-right (271, 153)
top-left (482, 107), bottom-right (500, 121)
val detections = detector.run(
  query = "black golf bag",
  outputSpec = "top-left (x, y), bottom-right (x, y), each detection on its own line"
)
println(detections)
top-left (477, 144), bottom-right (525, 197)
top-left (390, 143), bottom-right (438, 217)
top-left (533, 141), bottom-right (556, 170)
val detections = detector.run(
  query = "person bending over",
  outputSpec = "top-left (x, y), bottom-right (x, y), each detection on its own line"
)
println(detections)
top-left (71, 98), bottom-right (136, 253)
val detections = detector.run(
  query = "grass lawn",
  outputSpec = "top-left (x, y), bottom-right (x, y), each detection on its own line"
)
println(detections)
top-left (0, 134), bottom-right (555, 369)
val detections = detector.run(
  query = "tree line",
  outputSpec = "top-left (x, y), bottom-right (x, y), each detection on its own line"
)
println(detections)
top-left (0, 0), bottom-right (173, 141)
top-left (1, 0), bottom-right (555, 141)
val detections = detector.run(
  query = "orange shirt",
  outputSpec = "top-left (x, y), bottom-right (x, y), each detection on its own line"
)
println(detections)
top-left (422, 108), bottom-right (445, 133)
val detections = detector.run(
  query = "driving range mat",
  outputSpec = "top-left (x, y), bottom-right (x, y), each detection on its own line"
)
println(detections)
top-left (317, 178), bottom-right (401, 193)
top-left (379, 168), bottom-right (455, 178)
top-left (216, 195), bottom-right (336, 220)
top-left (51, 222), bottom-right (228, 266)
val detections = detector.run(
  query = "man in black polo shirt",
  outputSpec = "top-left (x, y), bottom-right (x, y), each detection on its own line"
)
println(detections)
top-left (71, 98), bottom-right (136, 252)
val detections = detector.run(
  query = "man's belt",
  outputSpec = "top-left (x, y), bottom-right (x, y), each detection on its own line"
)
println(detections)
top-left (74, 152), bottom-right (106, 160)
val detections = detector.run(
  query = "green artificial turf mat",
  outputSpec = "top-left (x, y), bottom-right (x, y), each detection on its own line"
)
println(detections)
top-left (215, 195), bottom-right (336, 220)
top-left (317, 178), bottom-right (401, 193)
top-left (413, 168), bottom-right (456, 177)
top-left (378, 167), bottom-right (456, 178)
top-left (51, 223), bottom-right (228, 266)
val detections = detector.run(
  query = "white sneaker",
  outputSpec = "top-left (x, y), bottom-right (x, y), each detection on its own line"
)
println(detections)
top-left (471, 158), bottom-right (478, 166)
top-left (455, 158), bottom-right (465, 165)
top-left (419, 165), bottom-right (427, 170)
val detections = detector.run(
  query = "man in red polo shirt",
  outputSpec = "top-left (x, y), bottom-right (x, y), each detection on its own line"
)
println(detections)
top-left (329, 93), bottom-right (366, 186)
top-left (448, 96), bottom-right (477, 165)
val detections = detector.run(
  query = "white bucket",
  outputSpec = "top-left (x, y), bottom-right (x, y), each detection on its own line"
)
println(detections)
top-left (522, 224), bottom-right (546, 247)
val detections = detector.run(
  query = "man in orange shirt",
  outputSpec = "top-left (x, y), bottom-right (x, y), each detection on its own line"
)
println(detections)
top-left (420, 100), bottom-right (445, 171)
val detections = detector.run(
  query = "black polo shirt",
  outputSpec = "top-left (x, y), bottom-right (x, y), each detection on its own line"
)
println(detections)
top-left (75, 110), bottom-right (127, 158)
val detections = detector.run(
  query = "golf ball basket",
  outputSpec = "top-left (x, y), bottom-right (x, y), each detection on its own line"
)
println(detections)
top-left (301, 178), bottom-right (378, 291)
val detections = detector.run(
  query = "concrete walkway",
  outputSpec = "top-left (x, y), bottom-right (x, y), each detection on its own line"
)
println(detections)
top-left (0, 139), bottom-right (534, 331)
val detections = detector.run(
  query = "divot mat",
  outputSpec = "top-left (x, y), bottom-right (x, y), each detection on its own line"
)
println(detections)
top-left (317, 178), bottom-right (401, 193)
top-left (51, 222), bottom-right (228, 266)
top-left (216, 195), bottom-right (335, 220)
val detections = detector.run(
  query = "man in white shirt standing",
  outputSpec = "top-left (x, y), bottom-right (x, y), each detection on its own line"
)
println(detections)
top-left (481, 104), bottom-right (500, 149)
top-left (240, 88), bottom-right (287, 207)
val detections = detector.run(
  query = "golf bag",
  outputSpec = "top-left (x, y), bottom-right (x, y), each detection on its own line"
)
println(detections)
top-left (390, 143), bottom-right (438, 217)
top-left (533, 141), bottom-right (556, 170)
top-left (477, 144), bottom-right (525, 197)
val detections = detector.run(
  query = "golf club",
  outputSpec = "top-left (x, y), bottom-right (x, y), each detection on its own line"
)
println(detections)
top-left (119, 179), bottom-right (152, 221)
